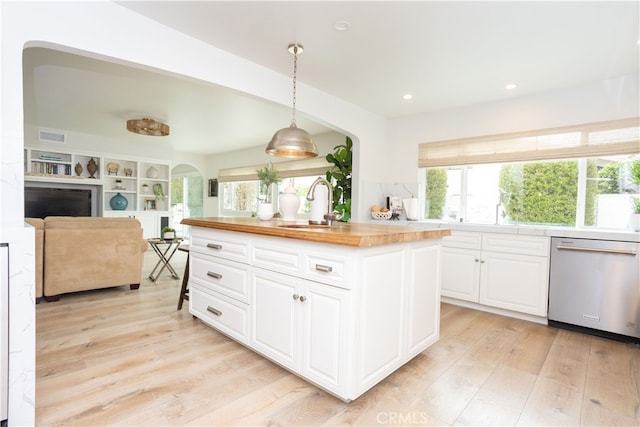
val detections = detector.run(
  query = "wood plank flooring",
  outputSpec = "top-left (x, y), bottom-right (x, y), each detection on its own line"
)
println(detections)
top-left (36, 250), bottom-right (640, 426)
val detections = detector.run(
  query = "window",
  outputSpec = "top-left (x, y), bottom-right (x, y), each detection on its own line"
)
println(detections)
top-left (421, 118), bottom-right (639, 229)
top-left (425, 155), bottom-right (637, 228)
top-left (218, 158), bottom-right (331, 217)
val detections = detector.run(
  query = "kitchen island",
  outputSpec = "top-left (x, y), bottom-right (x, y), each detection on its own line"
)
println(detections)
top-left (181, 217), bottom-right (450, 401)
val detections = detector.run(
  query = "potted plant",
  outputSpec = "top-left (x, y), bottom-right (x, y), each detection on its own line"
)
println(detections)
top-left (256, 163), bottom-right (281, 220)
top-left (141, 183), bottom-right (149, 194)
top-left (162, 226), bottom-right (175, 240)
top-left (153, 183), bottom-right (166, 200)
top-left (326, 136), bottom-right (353, 222)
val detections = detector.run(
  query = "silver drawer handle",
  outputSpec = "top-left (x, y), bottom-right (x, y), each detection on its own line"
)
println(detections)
top-left (206, 306), bottom-right (222, 316)
top-left (315, 264), bottom-right (333, 273)
top-left (206, 243), bottom-right (223, 250)
top-left (557, 245), bottom-right (637, 256)
top-left (207, 271), bottom-right (222, 279)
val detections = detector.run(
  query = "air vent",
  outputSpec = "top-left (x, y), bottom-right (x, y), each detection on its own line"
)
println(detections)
top-left (38, 129), bottom-right (66, 144)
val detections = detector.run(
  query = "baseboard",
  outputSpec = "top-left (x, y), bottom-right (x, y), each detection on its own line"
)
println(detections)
top-left (441, 297), bottom-right (548, 325)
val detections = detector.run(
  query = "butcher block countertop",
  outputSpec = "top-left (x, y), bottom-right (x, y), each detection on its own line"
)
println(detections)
top-left (181, 217), bottom-right (450, 247)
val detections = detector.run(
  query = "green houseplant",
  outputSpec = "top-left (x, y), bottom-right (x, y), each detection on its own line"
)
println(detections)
top-left (256, 163), bottom-right (281, 221)
top-left (161, 226), bottom-right (175, 240)
top-left (326, 136), bottom-right (353, 222)
top-left (256, 162), bottom-right (281, 203)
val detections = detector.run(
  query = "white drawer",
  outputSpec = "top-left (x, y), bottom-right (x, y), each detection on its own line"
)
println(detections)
top-left (252, 241), bottom-right (299, 274)
top-left (190, 228), bottom-right (249, 263)
top-left (190, 285), bottom-right (249, 344)
top-left (302, 253), bottom-right (349, 288)
top-left (191, 254), bottom-right (250, 303)
top-left (482, 233), bottom-right (549, 257)
top-left (442, 231), bottom-right (482, 250)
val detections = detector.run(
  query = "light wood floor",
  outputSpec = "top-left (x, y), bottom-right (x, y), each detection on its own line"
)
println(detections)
top-left (36, 250), bottom-right (640, 426)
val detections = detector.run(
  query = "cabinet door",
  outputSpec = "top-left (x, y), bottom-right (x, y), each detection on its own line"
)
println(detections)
top-left (300, 280), bottom-right (347, 393)
top-left (441, 246), bottom-right (480, 302)
top-left (250, 269), bottom-right (298, 369)
top-left (134, 211), bottom-right (160, 239)
top-left (479, 251), bottom-right (549, 316)
top-left (406, 242), bottom-right (441, 358)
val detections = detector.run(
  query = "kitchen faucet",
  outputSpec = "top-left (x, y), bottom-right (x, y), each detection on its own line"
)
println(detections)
top-left (306, 177), bottom-right (341, 225)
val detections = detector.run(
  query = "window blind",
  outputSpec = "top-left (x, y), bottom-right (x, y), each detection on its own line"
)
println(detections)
top-left (218, 157), bottom-right (332, 182)
top-left (418, 117), bottom-right (640, 168)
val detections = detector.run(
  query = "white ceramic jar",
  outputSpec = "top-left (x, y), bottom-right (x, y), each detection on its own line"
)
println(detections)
top-left (279, 186), bottom-right (300, 221)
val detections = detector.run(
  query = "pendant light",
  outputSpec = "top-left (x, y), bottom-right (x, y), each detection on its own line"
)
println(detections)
top-left (266, 43), bottom-right (318, 158)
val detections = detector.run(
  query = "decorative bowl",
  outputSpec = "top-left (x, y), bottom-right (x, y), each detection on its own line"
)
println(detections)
top-left (371, 211), bottom-right (392, 220)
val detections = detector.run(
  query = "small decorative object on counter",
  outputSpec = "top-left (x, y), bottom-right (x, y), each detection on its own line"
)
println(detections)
top-left (257, 202), bottom-right (274, 221)
top-left (162, 226), bottom-right (175, 240)
top-left (279, 185), bottom-right (300, 221)
top-left (146, 165), bottom-right (159, 179)
top-left (74, 162), bottom-right (83, 176)
top-left (370, 204), bottom-right (392, 220)
top-left (124, 167), bottom-right (133, 177)
top-left (86, 157), bottom-right (98, 178)
top-left (109, 192), bottom-right (128, 210)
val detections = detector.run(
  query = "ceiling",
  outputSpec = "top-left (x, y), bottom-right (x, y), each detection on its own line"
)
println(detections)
top-left (23, 1), bottom-right (639, 155)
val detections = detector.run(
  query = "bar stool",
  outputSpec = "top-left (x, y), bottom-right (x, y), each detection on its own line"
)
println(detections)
top-left (177, 245), bottom-right (190, 310)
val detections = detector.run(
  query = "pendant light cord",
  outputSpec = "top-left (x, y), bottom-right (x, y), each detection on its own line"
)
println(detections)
top-left (291, 46), bottom-right (298, 128)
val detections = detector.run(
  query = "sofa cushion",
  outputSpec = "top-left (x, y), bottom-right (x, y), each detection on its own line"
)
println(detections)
top-left (44, 216), bottom-right (141, 230)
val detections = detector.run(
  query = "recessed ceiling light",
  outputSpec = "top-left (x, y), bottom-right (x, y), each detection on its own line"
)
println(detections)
top-left (505, 83), bottom-right (518, 90)
top-left (403, 94), bottom-right (413, 100)
top-left (333, 20), bottom-right (350, 31)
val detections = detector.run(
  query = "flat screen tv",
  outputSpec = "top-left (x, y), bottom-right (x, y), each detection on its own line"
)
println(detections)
top-left (25, 187), bottom-right (92, 218)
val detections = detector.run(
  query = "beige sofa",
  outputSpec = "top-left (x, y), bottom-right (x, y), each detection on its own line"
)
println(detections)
top-left (28, 216), bottom-right (148, 301)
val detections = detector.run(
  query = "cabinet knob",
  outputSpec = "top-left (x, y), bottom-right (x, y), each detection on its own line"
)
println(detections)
top-left (475, 258), bottom-right (479, 262)
top-left (292, 293), bottom-right (300, 300)
top-left (299, 295), bottom-right (307, 302)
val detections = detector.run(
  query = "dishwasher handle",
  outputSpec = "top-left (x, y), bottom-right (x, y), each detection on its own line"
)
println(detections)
top-left (556, 245), bottom-right (637, 256)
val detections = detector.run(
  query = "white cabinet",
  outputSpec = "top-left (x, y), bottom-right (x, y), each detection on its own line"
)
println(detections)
top-left (188, 226), bottom-right (443, 401)
top-left (102, 211), bottom-right (160, 240)
top-left (250, 268), bottom-right (347, 393)
top-left (441, 231), bottom-right (550, 317)
top-left (189, 229), bottom-right (251, 344)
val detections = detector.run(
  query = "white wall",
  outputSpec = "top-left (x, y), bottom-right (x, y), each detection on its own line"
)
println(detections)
top-left (387, 73), bottom-right (640, 184)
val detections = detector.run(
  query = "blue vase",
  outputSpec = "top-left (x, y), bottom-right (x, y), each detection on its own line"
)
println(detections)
top-left (110, 192), bottom-right (128, 210)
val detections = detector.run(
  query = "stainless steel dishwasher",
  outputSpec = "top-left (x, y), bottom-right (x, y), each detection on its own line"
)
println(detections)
top-left (548, 237), bottom-right (639, 342)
